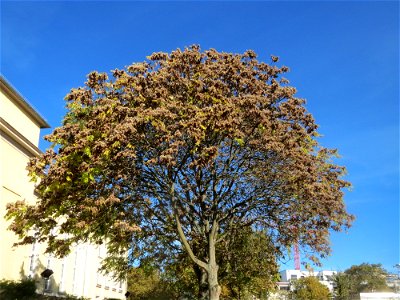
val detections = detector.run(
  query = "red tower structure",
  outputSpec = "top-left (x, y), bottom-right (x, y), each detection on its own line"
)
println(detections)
top-left (294, 243), bottom-right (300, 270)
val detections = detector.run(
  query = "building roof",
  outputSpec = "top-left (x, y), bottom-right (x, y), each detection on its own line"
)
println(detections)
top-left (0, 75), bottom-right (50, 129)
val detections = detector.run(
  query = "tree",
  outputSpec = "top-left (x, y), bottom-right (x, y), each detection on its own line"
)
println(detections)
top-left (290, 276), bottom-right (331, 300)
top-left (334, 263), bottom-right (391, 300)
top-left (159, 256), bottom-right (201, 299)
top-left (333, 272), bottom-right (352, 300)
top-left (166, 226), bottom-right (280, 299)
top-left (219, 227), bottom-right (278, 299)
top-left (128, 227), bottom-right (279, 300)
top-left (6, 46), bottom-right (353, 300)
top-left (126, 267), bottom-right (168, 300)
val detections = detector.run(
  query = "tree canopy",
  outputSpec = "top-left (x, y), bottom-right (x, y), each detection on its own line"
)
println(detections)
top-left (334, 263), bottom-right (391, 300)
top-left (290, 276), bottom-right (331, 300)
top-left (6, 45), bottom-right (353, 300)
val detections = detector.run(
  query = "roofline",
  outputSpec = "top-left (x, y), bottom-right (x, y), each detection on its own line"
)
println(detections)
top-left (0, 75), bottom-right (51, 129)
top-left (0, 117), bottom-right (42, 157)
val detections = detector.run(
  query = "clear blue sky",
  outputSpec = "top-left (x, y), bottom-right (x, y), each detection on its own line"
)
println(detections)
top-left (1, 1), bottom-right (398, 274)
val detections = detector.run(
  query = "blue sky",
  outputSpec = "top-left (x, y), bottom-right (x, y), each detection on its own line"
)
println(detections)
top-left (1, 1), bottom-right (399, 274)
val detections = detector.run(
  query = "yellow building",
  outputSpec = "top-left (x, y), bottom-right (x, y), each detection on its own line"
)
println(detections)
top-left (0, 76), bottom-right (126, 299)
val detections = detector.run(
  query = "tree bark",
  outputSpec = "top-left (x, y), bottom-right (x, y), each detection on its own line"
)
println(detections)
top-left (208, 220), bottom-right (221, 300)
top-left (208, 263), bottom-right (221, 300)
top-left (194, 264), bottom-right (208, 300)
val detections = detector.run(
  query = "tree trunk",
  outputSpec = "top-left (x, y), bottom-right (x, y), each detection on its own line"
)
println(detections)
top-left (208, 222), bottom-right (221, 300)
top-left (208, 263), bottom-right (221, 300)
top-left (194, 264), bottom-right (209, 300)
top-left (175, 212), bottom-right (221, 299)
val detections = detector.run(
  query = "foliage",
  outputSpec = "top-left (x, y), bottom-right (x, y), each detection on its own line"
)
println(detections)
top-left (219, 228), bottom-right (278, 299)
top-left (0, 279), bottom-right (93, 300)
top-left (126, 227), bottom-right (279, 299)
top-left (290, 276), bottom-right (330, 300)
top-left (0, 278), bottom-right (37, 300)
top-left (334, 263), bottom-right (391, 300)
top-left (127, 266), bottom-right (161, 299)
top-left (146, 227), bottom-right (280, 299)
top-left (161, 257), bottom-right (200, 299)
top-left (333, 272), bottom-right (353, 300)
top-left (126, 266), bottom-right (176, 300)
top-left (6, 46), bottom-right (353, 299)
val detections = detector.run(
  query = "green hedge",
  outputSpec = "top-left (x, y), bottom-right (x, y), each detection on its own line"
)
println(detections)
top-left (0, 279), bottom-right (91, 300)
top-left (0, 278), bottom-right (37, 300)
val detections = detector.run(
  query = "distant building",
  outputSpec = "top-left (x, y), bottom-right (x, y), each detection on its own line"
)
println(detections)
top-left (277, 269), bottom-right (337, 292)
top-left (387, 274), bottom-right (400, 293)
top-left (0, 76), bottom-right (126, 299)
top-left (360, 292), bottom-right (400, 299)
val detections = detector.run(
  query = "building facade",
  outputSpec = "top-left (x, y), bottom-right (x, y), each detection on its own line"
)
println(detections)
top-left (278, 269), bottom-right (337, 292)
top-left (0, 76), bottom-right (126, 299)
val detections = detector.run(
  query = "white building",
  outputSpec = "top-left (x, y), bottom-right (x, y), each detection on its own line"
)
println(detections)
top-left (360, 292), bottom-right (400, 299)
top-left (0, 76), bottom-right (126, 299)
top-left (278, 269), bottom-right (337, 292)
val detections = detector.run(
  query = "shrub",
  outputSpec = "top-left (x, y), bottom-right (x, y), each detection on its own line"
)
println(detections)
top-left (0, 278), bottom-right (37, 300)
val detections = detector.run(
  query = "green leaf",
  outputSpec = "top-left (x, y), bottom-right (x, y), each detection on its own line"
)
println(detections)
top-left (84, 147), bottom-right (92, 157)
top-left (82, 172), bottom-right (89, 184)
top-left (234, 137), bottom-right (245, 146)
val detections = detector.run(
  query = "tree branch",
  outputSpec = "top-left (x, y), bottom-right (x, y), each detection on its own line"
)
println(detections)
top-left (175, 214), bottom-right (208, 270)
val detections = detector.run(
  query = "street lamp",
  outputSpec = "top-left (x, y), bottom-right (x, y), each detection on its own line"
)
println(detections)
top-left (40, 269), bottom-right (54, 293)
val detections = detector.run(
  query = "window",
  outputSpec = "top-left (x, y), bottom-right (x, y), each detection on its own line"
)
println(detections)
top-left (96, 272), bottom-right (102, 288)
top-left (119, 280), bottom-right (124, 293)
top-left (43, 255), bottom-right (53, 292)
top-left (29, 253), bottom-right (36, 275)
top-left (96, 246), bottom-right (104, 288)
top-left (46, 256), bottom-right (52, 269)
top-left (105, 276), bottom-right (110, 290)
top-left (72, 248), bottom-right (79, 294)
top-left (291, 275), bottom-right (297, 280)
top-left (29, 241), bottom-right (38, 277)
top-left (59, 259), bottom-right (66, 293)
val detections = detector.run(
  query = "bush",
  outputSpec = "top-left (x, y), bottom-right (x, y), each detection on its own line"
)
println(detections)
top-left (0, 278), bottom-right (37, 300)
top-left (290, 276), bottom-right (331, 300)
